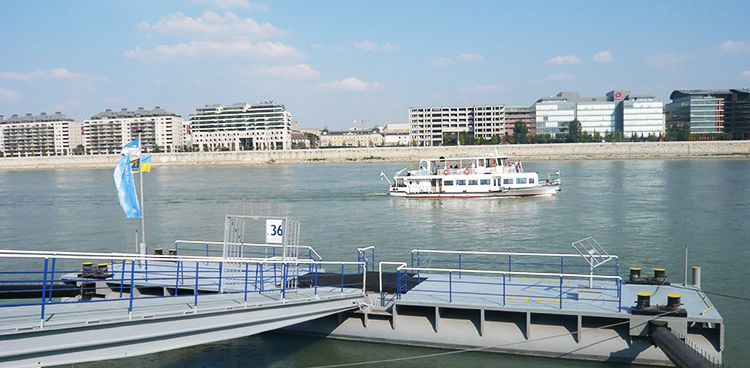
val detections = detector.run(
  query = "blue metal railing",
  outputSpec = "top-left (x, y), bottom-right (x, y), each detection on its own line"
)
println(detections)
top-left (0, 250), bottom-right (364, 329)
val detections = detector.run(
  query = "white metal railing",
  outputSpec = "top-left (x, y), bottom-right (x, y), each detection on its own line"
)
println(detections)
top-left (174, 240), bottom-right (323, 260)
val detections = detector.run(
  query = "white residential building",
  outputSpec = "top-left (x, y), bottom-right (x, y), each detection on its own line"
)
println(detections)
top-left (83, 106), bottom-right (183, 155)
top-left (0, 112), bottom-right (82, 157)
top-left (381, 123), bottom-right (410, 146)
top-left (319, 128), bottom-right (384, 147)
top-left (189, 102), bottom-right (291, 151)
top-left (409, 105), bottom-right (505, 146)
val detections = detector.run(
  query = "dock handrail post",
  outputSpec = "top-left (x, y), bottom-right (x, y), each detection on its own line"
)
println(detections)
top-left (193, 261), bottom-right (199, 309)
top-left (396, 269), bottom-right (401, 300)
top-left (40, 257), bottom-right (49, 329)
top-left (308, 249), bottom-right (312, 273)
top-left (119, 260), bottom-right (126, 298)
top-left (417, 253), bottom-right (420, 280)
top-left (174, 241), bottom-right (178, 255)
top-left (449, 271), bottom-right (453, 303)
top-left (458, 253), bottom-right (462, 279)
top-left (48, 257), bottom-right (56, 302)
top-left (508, 255), bottom-right (512, 281)
top-left (128, 260), bottom-right (135, 319)
top-left (371, 248), bottom-right (376, 272)
top-left (617, 278), bottom-right (622, 312)
top-left (560, 256), bottom-right (564, 274)
top-left (205, 243), bottom-right (208, 257)
top-left (314, 263), bottom-right (318, 296)
top-left (502, 274), bottom-right (506, 306)
top-left (411, 252), bottom-right (414, 268)
top-left (218, 261), bottom-right (224, 293)
top-left (145, 258), bottom-right (149, 282)
top-left (174, 261), bottom-right (180, 296)
top-left (260, 263), bottom-right (264, 292)
top-left (281, 261), bottom-right (287, 301)
top-left (254, 263), bottom-right (259, 291)
top-left (559, 275), bottom-right (563, 309)
top-left (242, 263), bottom-right (249, 306)
top-left (340, 264), bottom-right (344, 293)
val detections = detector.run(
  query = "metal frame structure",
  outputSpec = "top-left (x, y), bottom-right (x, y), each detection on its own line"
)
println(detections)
top-left (570, 236), bottom-right (614, 287)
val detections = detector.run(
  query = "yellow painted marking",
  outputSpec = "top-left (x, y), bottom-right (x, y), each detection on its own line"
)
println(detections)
top-left (701, 305), bottom-right (715, 314)
top-left (505, 296), bottom-right (530, 303)
top-left (536, 298), bottom-right (561, 305)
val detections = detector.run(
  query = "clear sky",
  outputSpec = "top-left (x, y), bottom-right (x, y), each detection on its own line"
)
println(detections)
top-left (0, 0), bottom-right (748, 129)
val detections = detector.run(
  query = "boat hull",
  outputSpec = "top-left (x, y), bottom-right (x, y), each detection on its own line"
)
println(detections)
top-left (388, 185), bottom-right (559, 198)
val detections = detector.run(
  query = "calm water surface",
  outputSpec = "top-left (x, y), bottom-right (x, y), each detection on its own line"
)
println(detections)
top-left (0, 160), bottom-right (748, 367)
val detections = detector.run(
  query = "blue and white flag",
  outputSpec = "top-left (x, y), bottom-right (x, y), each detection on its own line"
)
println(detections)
top-left (121, 138), bottom-right (141, 157)
top-left (113, 155), bottom-right (142, 219)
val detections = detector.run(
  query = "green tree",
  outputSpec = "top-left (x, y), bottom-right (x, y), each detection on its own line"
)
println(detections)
top-left (565, 120), bottom-right (582, 143)
top-left (665, 123), bottom-right (690, 141)
top-left (592, 132), bottom-right (603, 142)
top-left (513, 123), bottom-right (529, 144)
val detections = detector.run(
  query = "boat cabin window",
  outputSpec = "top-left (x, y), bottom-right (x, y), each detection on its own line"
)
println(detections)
top-left (480, 179), bottom-right (490, 185)
top-left (529, 177), bottom-right (535, 184)
top-left (444, 180), bottom-right (454, 186)
top-left (503, 178), bottom-right (513, 185)
top-left (468, 180), bottom-right (478, 185)
top-left (516, 178), bottom-right (527, 184)
top-left (456, 179), bottom-right (466, 185)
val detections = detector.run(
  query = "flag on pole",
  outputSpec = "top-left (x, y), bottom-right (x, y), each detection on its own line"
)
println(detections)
top-left (121, 138), bottom-right (141, 157)
top-left (129, 155), bottom-right (152, 173)
top-left (113, 155), bottom-right (142, 219)
top-left (140, 155), bottom-right (152, 173)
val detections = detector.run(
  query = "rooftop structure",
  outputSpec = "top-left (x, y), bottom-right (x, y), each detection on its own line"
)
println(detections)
top-left (319, 128), bottom-right (384, 147)
top-left (189, 101), bottom-right (291, 151)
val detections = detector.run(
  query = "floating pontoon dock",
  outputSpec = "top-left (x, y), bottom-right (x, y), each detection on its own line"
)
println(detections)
top-left (0, 221), bottom-right (724, 367)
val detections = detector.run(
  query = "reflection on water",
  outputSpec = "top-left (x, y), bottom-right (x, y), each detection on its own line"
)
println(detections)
top-left (0, 160), bottom-right (748, 367)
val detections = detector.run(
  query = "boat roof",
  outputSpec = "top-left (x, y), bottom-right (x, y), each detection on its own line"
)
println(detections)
top-left (424, 154), bottom-right (509, 162)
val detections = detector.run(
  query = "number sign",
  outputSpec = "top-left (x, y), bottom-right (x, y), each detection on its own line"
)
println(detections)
top-left (265, 219), bottom-right (284, 244)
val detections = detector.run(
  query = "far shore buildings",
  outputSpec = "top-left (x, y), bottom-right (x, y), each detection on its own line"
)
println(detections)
top-left (189, 101), bottom-right (291, 151)
top-left (380, 123), bottom-right (410, 146)
top-left (83, 107), bottom-right (183, 154)
top-left (319, 128), bottom-right (384, 147)
top-left (666, 89), bottom-right (750, 138)
top-left (505, 106), bottom-right (536, 136)
top-left (0, 112), bottom-right (82, 157)
top-left (409, 105), bottom-right (506, 146)
top-left (534, 91), bottom-right (664, 137)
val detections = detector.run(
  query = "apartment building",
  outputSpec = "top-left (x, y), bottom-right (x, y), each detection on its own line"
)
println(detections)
top-left (0, 112), bottom-right (82, 157)
top-left (83, 107), bottom-right (183, 154)
top-left (409, 105), bottom-right (505, 146)
top-left (189, 102), bottom-right (291, 151)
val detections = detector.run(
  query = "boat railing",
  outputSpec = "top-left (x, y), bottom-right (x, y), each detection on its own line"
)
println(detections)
top-left (379, 260), bottom-right (622, 311)
top-left (411, 249), bottom-right (620, 278)
top-left (0, 249), bottom-right (365, 330)
top-left (173, 240), bottom-right (323, 261)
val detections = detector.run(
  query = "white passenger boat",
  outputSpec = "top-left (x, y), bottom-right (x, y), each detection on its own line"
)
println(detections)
top-left (382, 153), bottom-right (560, 198)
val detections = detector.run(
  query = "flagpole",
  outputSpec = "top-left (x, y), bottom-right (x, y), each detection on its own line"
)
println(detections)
top-left (139, 133), bottom-right (146, 255)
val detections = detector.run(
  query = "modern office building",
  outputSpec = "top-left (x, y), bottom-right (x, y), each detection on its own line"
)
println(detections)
top-left (666, 89), bottom-right (750, 138)
top-left (83, 107), bottom-right (183, 154)
top-left (0, 112), bottom-right (82, 157)
top-left (409, 105), bottom-right (505, 146)
top-left (189, 102), bottom-right (291, 151)
top-left (504, 106), bottom-right (536, 136)
top-left (319, 128), bottom-right (384, 147)
top-left (535, 91), bottom-right (664, 137)
top-left (534, 93), bottom-right (576, 136)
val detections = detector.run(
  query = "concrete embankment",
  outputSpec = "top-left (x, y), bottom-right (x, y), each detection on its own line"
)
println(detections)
top-left (0, 141), bottom-right (748, 171)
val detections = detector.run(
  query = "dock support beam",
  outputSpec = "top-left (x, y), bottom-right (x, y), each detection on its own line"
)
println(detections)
top-left (479, 309), bottom-right (485, 336)
top-left (576, 315), bottom-right (582, 343)
top-left (434, 307), bottom-right (440, 333)
top-left (525, 312), bottom-right (531, 340)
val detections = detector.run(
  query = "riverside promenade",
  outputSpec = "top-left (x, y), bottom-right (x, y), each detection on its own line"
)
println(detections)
top-left (0, 141), bottom-right (748, 171)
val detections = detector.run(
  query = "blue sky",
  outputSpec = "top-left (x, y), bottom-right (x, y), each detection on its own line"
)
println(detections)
top-left (0, 0), bottom-right (748, 129)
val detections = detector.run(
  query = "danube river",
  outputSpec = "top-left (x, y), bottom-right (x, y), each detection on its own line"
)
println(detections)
top-left (0, 160), bottom-right (748, 367)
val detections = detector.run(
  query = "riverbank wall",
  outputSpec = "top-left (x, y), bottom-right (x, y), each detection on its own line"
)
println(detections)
top-left (1, 141), bottom-right (748, 171)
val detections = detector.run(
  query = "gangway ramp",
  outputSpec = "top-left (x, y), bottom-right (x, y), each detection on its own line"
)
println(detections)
top-left (0, 250), bottom-right (366, 367)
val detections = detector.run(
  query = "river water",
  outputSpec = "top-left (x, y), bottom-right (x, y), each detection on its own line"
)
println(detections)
top-left (0, 160), bottom-right (748, 367)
